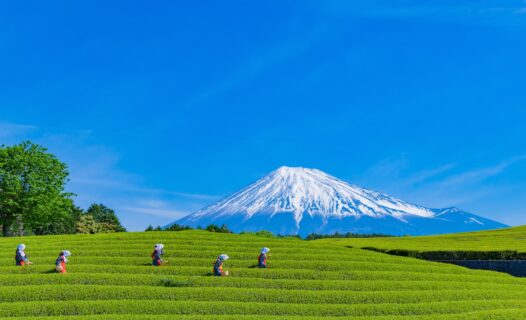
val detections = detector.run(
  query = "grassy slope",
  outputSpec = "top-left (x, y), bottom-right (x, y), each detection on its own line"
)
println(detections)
top-left (322, 225), bottom-right (526, 253)
top-left (0, 230), bottom-right (524, 319)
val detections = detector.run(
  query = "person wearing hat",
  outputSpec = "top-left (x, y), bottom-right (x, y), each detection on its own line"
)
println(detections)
top-left (213, 254), bottom-right (229, 276)
top-left (151, 244), bottom-right (165, 266)
top-left (55, 251), bottom-right (71, 273)
top-left (258, 247), bottom-right (270, 268)
top-left (15, 244), bottom-right (32, 266)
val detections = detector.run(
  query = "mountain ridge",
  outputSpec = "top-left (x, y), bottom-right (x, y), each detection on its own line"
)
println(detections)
top-left (172, 166), bottom-right (508, 236)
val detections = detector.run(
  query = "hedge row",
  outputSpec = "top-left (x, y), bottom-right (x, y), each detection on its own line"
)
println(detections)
top-left (1, 285), bottom-right (526, 305)
top-left (3, 309), bottom-right (526, 320)
top-left (0, 265), bottom-right (513, 282)
top-left (0, 274), bottom-right (522, 291)
top-left (0, 299), bottom-right (524, 317)
top-left (361, 247), bottom-right (526, 261)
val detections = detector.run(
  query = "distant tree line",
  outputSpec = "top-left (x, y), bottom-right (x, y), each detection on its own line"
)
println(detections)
top-left (0, 141), bottom-right (125, 236)
top-left (305, 232), bottom-right (396, 240)
top-left (145, 223), bottom-right (394, 240)
top-left (145, 223), bottom-right (232, 233)
top-left (145, 224), bottom-right (303, 239)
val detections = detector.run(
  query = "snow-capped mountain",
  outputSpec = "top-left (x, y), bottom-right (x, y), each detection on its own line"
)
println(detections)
top-left (172, 166), bottom-right (508, 237)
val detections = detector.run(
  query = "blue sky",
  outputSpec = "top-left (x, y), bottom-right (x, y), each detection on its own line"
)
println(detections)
top-left (1, 1), bottom-right (525, 230)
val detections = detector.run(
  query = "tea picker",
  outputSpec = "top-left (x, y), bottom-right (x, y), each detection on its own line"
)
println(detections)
top-left (55, 250), bottom-right (71, 273)
top-left (15, 244), bottom-right (32, 266)
top-left (152, 244), bottom-right (167, 266)
top-left (213, 254), bottom-right (230, 276)
top-left (258, 247), bottom-right (270, 268)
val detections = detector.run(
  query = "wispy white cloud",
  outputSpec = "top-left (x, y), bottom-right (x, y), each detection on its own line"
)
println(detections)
top-left (403, 163), bottom-right (457, 186)
top-left (438, 156), bottom-right (526, 187)
top-left (122, 199), bottom-right (203, 222)
top-left (122, 206), bottom-right (188, 219)
top-left (359, 154), bottom-right (526, 211)
top-left (361, 155), bottom-right (456, 188)
top-left (0, 122), bottom-right (37, 140)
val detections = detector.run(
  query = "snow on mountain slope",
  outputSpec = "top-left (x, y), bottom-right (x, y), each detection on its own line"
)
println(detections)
top-left (173, 166), bottom-right (508, 236)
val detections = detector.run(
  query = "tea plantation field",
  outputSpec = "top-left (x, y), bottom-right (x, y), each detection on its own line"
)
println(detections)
top-left (328, 225), bottom-right (526, 260)
top-left (0, 230), bottom-right (526, 319)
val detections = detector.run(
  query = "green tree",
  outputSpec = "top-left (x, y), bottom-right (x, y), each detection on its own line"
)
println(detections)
top-left (86, 203), bottom-right (126, 232)
top-left (76, 214), bottom-right (100, 234)
top-left (145, 225), bottom-right (163, 231)
top-left (32, 202), bottom-right (82, 235)
top-left (205, 224), bottom-right (232, 233)
top-left (0, 141), bottom-right (73, 236)
top-left (165, 223), bottom-right (192, 231)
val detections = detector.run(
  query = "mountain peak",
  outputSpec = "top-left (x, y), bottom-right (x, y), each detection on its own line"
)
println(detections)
top-left (273, 166), bottom-right (317, 176)
top-left (174, 167), bottom-right (508, 236)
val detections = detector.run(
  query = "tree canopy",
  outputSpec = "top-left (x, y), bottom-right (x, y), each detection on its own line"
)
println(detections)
top-left (82, 203), bottom-right (126, 233)
top-left (0, 141), bottom-right (74, 236)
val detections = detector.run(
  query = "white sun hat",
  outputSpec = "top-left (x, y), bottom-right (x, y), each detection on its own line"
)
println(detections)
top-left (17, 244), bottom-right (25, 251)
top-left (62, 250), bottom-right (72, 257)
top-left (219, 254), bottom-right (229, 261)
top-left (261, 247), bottom-right (270, 254)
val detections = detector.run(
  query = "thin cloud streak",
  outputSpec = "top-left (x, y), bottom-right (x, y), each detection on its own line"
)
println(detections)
top-left (358, 155), bottom-right (526, 215)
top-left (439, 156), bottom-right (526, 188)
top-left (403, 163), bottom-right (457, 186)
top-left (121, 206), bottom-right (188, 219)
top-left (0, 122), bottom-right (38, 140)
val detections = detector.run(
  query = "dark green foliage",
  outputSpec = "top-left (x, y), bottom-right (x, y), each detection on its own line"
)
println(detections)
top-left (159, 278), bottom-right (194, 287)
top-left (0, 141), bottom-right (75, 236)
top-left (76, 214), bottom-right (101, 234)
top-left (278, 234), bottom-right (302, 239)
top-left (306, 232), bottom-right (396, 240)
top-left (32, 203), bottom-right (80, 235)
top-left (240, 230), bottom-right (275, 238)
top-left (362, 247), bottom-right (526, 261)
top-left (148, 224), bottom-right (232, 234)
top-left (165, 224), bottom-right (191, 232)
top-left (205, 224), bottom-right (232, 233)
top-left (86, 204), bottom-right (126, 232)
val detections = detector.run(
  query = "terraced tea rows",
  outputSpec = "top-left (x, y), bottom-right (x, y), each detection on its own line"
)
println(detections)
top-left (334, 225), bottom-right (526, 253)
top-left (0, 230), bottom-right (525, 319)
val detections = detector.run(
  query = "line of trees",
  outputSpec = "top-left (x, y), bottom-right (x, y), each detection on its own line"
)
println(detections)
top-left (0, 141), bottom-right (125, 236)
top-left (305, 232), bottom-right (396, 240)
top-left (145, 223), bottom-right (232, 233)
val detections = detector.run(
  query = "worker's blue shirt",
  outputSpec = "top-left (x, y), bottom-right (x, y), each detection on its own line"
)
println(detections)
top-left (213, 259), bottom-right (223, 276)
top-left (152, 252), bottom-right (162, 266)
top-left (258, 253), bottom-right (267, 268)
top-left (56, 256), bottom-right (66, 267)
top-left (15, 250), bottom-right (28, 266)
